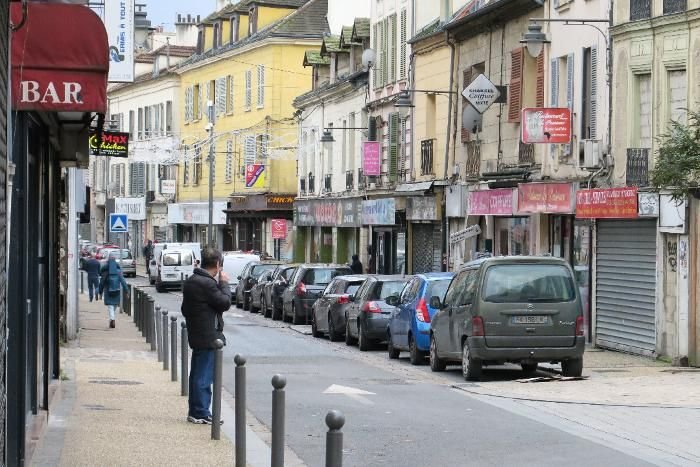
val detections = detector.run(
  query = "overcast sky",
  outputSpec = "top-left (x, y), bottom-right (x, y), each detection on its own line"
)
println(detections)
top-left (146, 0), bottom-right (216, 30)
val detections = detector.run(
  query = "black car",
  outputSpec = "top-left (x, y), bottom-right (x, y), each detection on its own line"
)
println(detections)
top-left (345, 275), bottom-right (413, 351)
top-left (263, 264), bottom-right (299, 320)
top-left (235, 260), bottom-right (283, 310)
top-left (312, 275), bottom-right (367, 341)
top-left (249, 269), bottom-right (275, 313)
top-left (282, 264), bottom-right (353, 325)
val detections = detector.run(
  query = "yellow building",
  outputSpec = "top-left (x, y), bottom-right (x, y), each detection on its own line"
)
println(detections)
top-left (173, 0), bottom-right (328, 255)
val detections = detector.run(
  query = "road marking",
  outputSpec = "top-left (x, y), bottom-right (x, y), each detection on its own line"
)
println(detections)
top-left (323, 384), bottom-right (376, 406)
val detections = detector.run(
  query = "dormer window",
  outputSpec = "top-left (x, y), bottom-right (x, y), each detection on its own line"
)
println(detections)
top-left (249, 6), bottom-right (258, 35)
top-left (230, 16), bottom-right (237, 43)
top-left (196, 26), bottom-right (205, 54)
top-left (213, 23), bottom-right (220, 49)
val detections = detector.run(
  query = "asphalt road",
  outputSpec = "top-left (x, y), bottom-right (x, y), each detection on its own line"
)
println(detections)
top-left (126, 277), bottom-right (653, 467)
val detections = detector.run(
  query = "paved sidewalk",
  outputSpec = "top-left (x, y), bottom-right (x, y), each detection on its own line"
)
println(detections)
top-left (32, 294), bottom-right (234, 466)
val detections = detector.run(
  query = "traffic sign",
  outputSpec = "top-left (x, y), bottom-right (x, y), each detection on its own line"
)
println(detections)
top-left (109, 213), bottom-right (128, 233)
top-left (271, 219), bottom-right (287, 240)
top-left (463, 74), bottom-right (500, 114)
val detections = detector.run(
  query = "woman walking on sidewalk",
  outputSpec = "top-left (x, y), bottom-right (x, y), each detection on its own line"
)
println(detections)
top-left (99, 257), bottom-right (129, 329)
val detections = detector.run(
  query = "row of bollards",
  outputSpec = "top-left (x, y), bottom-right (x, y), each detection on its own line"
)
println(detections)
top-left (130, 286), bottom-right (346, 467)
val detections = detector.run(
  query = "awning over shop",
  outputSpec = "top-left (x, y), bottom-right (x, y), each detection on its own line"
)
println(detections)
top-left (395, 181), bottom-right (434, 193)
top-left (11, 2), bottom-right (109, 113)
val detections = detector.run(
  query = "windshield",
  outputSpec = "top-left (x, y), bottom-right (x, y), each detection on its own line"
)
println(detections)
top-left (303, 268), bottom-right (351, 286)
top-left (251, 264), bottom-right (278, 278)
top-left (374, 280), bottom-right (409, 300)
top-left (482, 264), bottom-right (576, 303)
top-left (162, 251), bottom-right (193, 267)
top-left (427, 279), bottom-right (450, 301)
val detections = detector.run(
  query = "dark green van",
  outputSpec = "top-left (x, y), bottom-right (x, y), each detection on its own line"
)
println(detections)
top-left (429, 256), bottom-right (584, 381)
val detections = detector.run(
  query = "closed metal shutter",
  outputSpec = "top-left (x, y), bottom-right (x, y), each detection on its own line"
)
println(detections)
top-left (596, 220), bottom-right (656, 356)
top-left (0, 3), bottom-right (9, 459)
top-left (412, 223), bottom-right (441, 274)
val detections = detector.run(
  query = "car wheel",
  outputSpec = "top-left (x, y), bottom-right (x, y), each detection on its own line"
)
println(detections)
top-left (292, 303), bottom-right (303, 325)
top-left (262, 297), bottom-right (271, 318)
top-left (155, 281), bottom-right (165, 293)
top-left (521, 362), bottom-right (538, 375)
top-left (358, 320), bottom-right (371, 351)
top-left (311, 314), bottom-right (322, 338)
top-left (409, 335), bottom-right (426, 366)
top-left (387, 335), bottom-right (400, 359)
top-left (429, 335), bottom-right (446, 372)
top-left (236, 294), bottom-right (242, 309)
top-left (461, 341), bottom-right (482, 381)
top-left (243, 295), bottom-right (250, 311)
top-left (328, 313), bottom-right (340, 342)
top-left (345, 319), bottom-right (356, 346)
top-left (149, 277), bottom-right (155, 285)
top-left (561, 358), bottom-right (583, 377)
top-left (272, 303), bottom-right (281, 321)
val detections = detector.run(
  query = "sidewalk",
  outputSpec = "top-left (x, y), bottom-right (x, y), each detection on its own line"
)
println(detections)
top-left (32, 294), bottom-right (234, 466)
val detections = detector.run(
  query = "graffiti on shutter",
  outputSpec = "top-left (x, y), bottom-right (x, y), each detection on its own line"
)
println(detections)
top-left (508, 48), bottom-right (524, 122)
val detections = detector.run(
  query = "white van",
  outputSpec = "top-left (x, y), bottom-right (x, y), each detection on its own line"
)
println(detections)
top-left (149, 242), bottom-right (201, 285)
top-left (155, 248), bottom-right (200, 292)
top-left (222, 251), bottom-right (260, 299)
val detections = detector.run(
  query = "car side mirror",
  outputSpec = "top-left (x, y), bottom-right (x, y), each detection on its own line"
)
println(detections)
top-left (267, 276), bottom-right (273, 282)
top-left (237, 275), bottom-right (242, 280)
top-left (429, 296), bottom-right (442, 310)
top-left (385, 295), bottom-right (399, 307)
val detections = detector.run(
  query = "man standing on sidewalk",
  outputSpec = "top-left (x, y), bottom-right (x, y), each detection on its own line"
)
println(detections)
top-left (181, 247), bottom-right (231, 425)
top-left (83, 255), bottom-right (102, 302)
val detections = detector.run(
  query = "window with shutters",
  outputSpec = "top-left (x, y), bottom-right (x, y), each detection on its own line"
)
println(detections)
top-left (563, 53), bottom-right (574, 156)
top-left (536, 51), bottom-right (545, 108)
top-left (130, 162), bottom-right (146, 196)
top-left (183, 146), bottom-right (190, 185)
top-left (372, 23), bottom-right (379, 88)
top-left (245, 70), bottom-right (252, 111)
top-left (257, 65), bottom-right (265, 108)
top-left (399, 9), bottom-right (407, 79)
top-left (381, 18), bottom-right (388, 86)
top-left (160, 104), bottom-right (165, 134)
top-left (225, 139), bottom-right (233, 183)
top-left (399, 117), bottom-right (407, 179)
top-left (227, 75), bottom-right (234, 114)
top-left (508, 48), bottom-right (524, 123)
top-left (216, 77), bottom-right (227, 116)
top-left (193, 145), bottom-right (202, 185)
top-left (581, 46), bottom-right (598, 141)
top-left (146, 106), bottom-right (152, 137)
top-left (137, 108), bottom-right (143, 139)
top-left (166, 101), bottom-right (173, 134)
top-left (389, 112), bottom-right (399, 182)
top-left (244, 136), bottom-right (256, 167)
top-left (193, 84), bottom-right (201, 120)
top-left (388, 14), bottom-right (397, 83)
top-left (154, 105), bottom-right (160, 137)
top-left (184, 87), bottom-right (192, 123)
top-left (129, 110), bottom-right (135, 138)
top-left (635, 73), bottom-right (652, 148)
top-left (668, 69), bottom-right (687, 125)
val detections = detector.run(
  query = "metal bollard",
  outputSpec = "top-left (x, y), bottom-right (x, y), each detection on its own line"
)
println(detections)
top-left (234, 354), bottom-right (247, 467)
top-left (180, 272), bottom-right (184, 292)
top-left (162, 310), bottom-right (169, 371)
top-left (211, 339), bottom-right (224, 441)
top-left (125, 284), bottom-right (132, 316)
top-left (325, 410), bottom-right (345, 467)
top-left (181, 322), bottom-right (188, 396)
top-left (80, 271), bottom-right (84, 294)
top-left (170, 316), bottom-right (177, 382)
top-left (149, 297), bottom-right (157, 352)
top-left (155, 305), bottom-right (162, 361)
top-left (133, 289), bottom-right (139, 326)
top-left (146, 297), bottom-right (153, 342)
top-left (271, 375), bottom-right (286, 467)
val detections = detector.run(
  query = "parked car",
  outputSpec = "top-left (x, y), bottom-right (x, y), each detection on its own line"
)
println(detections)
top-left (386, 272), bottom-right (454, 364)
top-left (108, 249), bottom-right (136, 277)
top-left (235, 260), bottom-right (283, 310)
top-left (311, 275), bottom-right (368, 341)
top-left (222, 252), bottom-right (261, 302)
top-left (429, 256), bottom-right (585, 381)
top-left (155, 248), bottom-right (195, 292)
top-left (94, 244), bottom-right (119, 260)
top-left (149, 242), bottom-right (202, 285)
top-left (249, 269), bottom-right (275, 313)
top-left (262, 264), bottom-right (299, 319)
top-left (282, 264), bottom-right (353, 325)
top-left (345, 275), bottom-right (413, 351)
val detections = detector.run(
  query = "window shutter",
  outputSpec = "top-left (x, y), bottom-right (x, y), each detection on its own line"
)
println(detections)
top-left (389, 112), bottom-right (399, 182)
top-left (507, 47), bottom-right (524, 123)
top-left (400, 9), bottom-right (407, 79)
top-left (381, 18), bottom-right (388, 86)
top-left (228, 75), bottom-right (234, 114)
top-left (536, 51), bottom-right (545, 107)
top-left (137, 162), bottom-right (146, 196)
top-left (564, 53), bottom-right (575, 156)
top-left (257, 65), bottom-right (265, 107)
top-left (389, 14), bottom-right (397, 83)
top-left (461, 68), bottom-right (473, 143)
top-left (245, 70), bottom-right (252, 109)
top-left (368, 116), bottom-right (377, 141)
top-left (225, 139), bottom-right (233, 183)
top-left (399, 118), bottom-right (407, 175)
top-left (197, 85), bottom-right (203, 119)
top-left (244, 136), bottom-right (256, 165)
top-left (216, 77), bottom-right (227, 115)
top-left (550, 58), bottom-right (559, 106)
top-left (372, 23), bottom-right (379, 88)
top-left (590, 46), bottom-right (598, 139)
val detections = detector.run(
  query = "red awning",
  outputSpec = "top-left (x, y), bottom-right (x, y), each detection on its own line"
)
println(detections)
top-left (11, 2), bottom-right (109, 113)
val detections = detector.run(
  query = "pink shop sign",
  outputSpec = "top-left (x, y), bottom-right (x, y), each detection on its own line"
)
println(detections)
top-left (468, 189), bottom-right (514, 215)
top-left (362, 142), bottom-right (381, 176)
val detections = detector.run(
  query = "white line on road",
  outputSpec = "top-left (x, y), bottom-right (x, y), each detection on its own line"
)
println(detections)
top-left (323, 384), bottom-right (376, 406)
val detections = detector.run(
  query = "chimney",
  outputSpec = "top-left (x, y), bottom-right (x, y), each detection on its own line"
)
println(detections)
top-left (440, 0), bottom-right (452, 23)
top-left (177, 14), bottom-right (182, 23)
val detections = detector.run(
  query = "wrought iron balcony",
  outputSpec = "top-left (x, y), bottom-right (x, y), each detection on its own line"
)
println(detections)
top-left (345, 170), bottom-right (354, 191)
top-left (308, 174), bottom-right (315, 193)
top-left (663, 0), bottom-right (686, 14)
top-left (630, 0), bottom-right (651, 20)
top-left (518, 141), bottom-right (535, 165)
top-left (626, 148), bottom-right (649, 187)
top-left (465, 141), bottom-right (481, 179)
top-left (299, 176), bottom-right (306, 194)
top-left (358, 168), bottom-right (366, 189)
top-left (324, 174), bottom-right (332, 192)
top-left (420, 139), bottom-right (434, 176)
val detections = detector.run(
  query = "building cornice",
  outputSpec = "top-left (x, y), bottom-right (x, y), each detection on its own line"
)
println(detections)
top-left (611, 8), bottom-right (700, 37)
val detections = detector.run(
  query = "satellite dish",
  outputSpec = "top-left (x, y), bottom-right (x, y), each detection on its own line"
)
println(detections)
top-left (362, 49), bottom-right (376, 70)
top-left (462, 104), bottom-right (483, 134)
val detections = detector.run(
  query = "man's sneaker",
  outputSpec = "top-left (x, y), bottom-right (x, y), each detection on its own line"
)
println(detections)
top-left (187, 415), bottom-right (208, 424)
top-left (205, 416), bottom-right (224, 425)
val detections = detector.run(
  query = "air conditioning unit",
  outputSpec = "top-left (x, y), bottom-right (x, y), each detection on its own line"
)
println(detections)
top-left (582, 140), bottom-right (601, 168)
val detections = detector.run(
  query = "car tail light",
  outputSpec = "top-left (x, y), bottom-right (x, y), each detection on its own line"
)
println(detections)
top-left (296, 282), bottom-right (307, 296)
top-left (415, 298), bottom-right (431, 323)
top-left (337, 295), bottom-right (350, 304)
top-left (362, 301), bottom-right (381, 313)
top-left (575, 316), bottom-right (584, 336)
top-left (472, 316), bottom-right (485, 337)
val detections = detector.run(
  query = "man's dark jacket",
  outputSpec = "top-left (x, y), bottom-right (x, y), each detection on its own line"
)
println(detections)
top-left (181, 268), bottom-right (232, 349)
top-left (83, 258), bottom-right (101, 278)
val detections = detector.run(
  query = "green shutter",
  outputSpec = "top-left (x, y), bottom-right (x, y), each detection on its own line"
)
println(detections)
top-left (389, 112), bottom-right (399, 182)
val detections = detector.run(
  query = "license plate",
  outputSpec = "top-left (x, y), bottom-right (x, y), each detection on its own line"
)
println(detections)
top-left (166, 274), bottom-right (177, 278)
top-left (512, 315), bottom-right (548, 324)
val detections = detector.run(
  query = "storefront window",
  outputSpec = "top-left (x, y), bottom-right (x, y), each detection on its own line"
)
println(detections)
top-left (495, 217), bottom-right (530, 256)
top-left (573, 220), bottom-right (592, 341)
top-left (237, 220), bottom-right (262, 252)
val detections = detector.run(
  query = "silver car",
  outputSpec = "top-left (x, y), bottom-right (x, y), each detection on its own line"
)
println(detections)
top-left (101, 249), bottom-right (136, 278)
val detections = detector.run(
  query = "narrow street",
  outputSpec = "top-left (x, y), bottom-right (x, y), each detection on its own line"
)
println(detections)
top-left (128, 276), bottom-right (699, 467)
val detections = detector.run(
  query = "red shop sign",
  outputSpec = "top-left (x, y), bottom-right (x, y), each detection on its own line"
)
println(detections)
top-left (271, 219), bottom-right (287, 240)
top-left (518, 183), bottom-right (573, 213)
top-left (468, 189), bottom-right (514, 215)
top-left (575, 187), bottom-right (639, 219)
top-left (521, 108), bottom-right (571, 144)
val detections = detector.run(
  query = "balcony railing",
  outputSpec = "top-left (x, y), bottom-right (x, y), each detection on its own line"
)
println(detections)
top-left (518, 141), bottom-right (535, 165)
top-left (324, 174), bottom-right (332, 192)
top-left (630, 0), bottom-right (651, 20)
top-left (308, 174), bottom-right (315, 193)
top-left (345, 170), bottom-right (354, 191)
top-left (465, 141), bottom-right (481, 179)
top-left (300, 176), bottom-right (306, 194)
top-left (358, 168), bottom-right (366, 189)
top-left (626, 148), bottom-right (649, 187)
top-left (663, 0), bottom-right (686, 14)
top-left (420, 139), bottom-right (434, 175)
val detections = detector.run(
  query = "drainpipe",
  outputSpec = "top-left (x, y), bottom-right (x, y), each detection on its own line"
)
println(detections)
top-left (443, 32), bottom-right (457, 271)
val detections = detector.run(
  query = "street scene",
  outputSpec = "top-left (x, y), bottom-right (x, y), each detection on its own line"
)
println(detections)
top-left (4, 0), bottom-right (700, 466)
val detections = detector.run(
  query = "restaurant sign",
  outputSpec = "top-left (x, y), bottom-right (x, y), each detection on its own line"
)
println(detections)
top-left (575, 187), bottom-right (639, 219)
top-left (362, 198), bottom-right (396, 225)
top-left (468, 189), bottom-right (514, 215)
top-left (89, 130), bottom-right (129, 157)
top-left (518, 183), bottom-right (573, 213)
top-left (521, 108), bottom-right (571, 144)
top-left (294, 199), bottom-right (362, 227)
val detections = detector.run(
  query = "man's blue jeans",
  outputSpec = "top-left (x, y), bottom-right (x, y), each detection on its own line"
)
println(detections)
top-left (87, 276), bottom-right (99, 301)
top-left (188, 349), bottom-right (215, 418)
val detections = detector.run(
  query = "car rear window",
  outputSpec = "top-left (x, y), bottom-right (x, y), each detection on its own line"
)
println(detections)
top-left (163, 251), bottom-right (193, 266)
top-left (482, 264), bottom-right (576, 303)
top-left (345, 283), bottom-right (363, 295)
top-left (426, 279), bottom-right (451, 301)
top-left (373, 280), bottom-right (408, 300)
top-left (303, 268), bottom-right (351, 286)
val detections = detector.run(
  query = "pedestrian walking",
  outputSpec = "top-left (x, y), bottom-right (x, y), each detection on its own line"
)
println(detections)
top-left (143, 239), bottom-right (153, 275)
top-left (350, 254), bottom-right (363, 274)
top-left (181, 247), bottom-right (231, 425)
top-left (98, 258), bottom-right (129, 329)
top-left (83, 255), bottom-right (102, 302)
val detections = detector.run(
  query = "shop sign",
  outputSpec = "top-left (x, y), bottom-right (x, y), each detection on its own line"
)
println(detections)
top-left (407, 197), bottom-right (438, 221)
top-left (167, 202), bottom-right (228, 225)
top-left (245, 164), bottom-right (266, 188)
top-left (362, 142), bottom-right (381, 176)
top-left (114, 197), bottom-right (145, 220)
top-left (575, 187), bottom-right (638, 219)
top-left (160, 180), bottom-right (176, 195)
top-left (266, 195), bottom-right (295, 209)
top-left (362, 198), bottom-right (395, 225)
top-left (89, 130), bottom-right (129, 157)
top-left (271, 219), bottom-right (288, 239)
top-left (450, 225), bottom-right (481, 244)
top-left (294, 199), bottom-right (362, 227)
top-left (463, 74), bottom-right (500, 114)
top-left (468, 189), bottom-right (514, 215)
top-left (521, 108), bottom-right (571, 144)
top-left (638, 192), bottom-right (659, 217)
top-left (104, 0), bottom-right (135, 82)
top-left (518, 183), bottom-right (573, 213)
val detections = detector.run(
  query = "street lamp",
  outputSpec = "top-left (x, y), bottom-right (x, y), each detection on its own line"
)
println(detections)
top-left (520, 23), bottom-right (549, 58)
top-left (320, 128), bottom-right (335, 146)
top-left (394, 91), bottom-right (414, 120)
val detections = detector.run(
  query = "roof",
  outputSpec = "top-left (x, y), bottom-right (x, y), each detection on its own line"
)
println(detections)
top-left (320, 34), bottom-right (342, 56)
top-left (335, 274), bottom-right (370, 281)
top-left (108, 69), bottom-right (178, 92)
top-left (350, 17), bottom-right (370, 42)
top-left (134, 44), bottom-right (196, 63)
top-left (252, 0), bottom-right (310, 7)
top-left (298, 263), bottom-right (353, 268)
top-left (462, 255), bottom-right (568, 269)
top-left (339, 25), bottom-right (361, 47)
top-left (417, 272), bottom-right (455, 280)
top-left (445, 0), bottom-right (544, 40)
top-left (408, 18), bottom-right (444, 44)
top-left (304, 50), bottom-right (330, 66)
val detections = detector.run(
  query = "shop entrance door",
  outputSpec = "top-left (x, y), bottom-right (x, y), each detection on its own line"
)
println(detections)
top-left (495, 217), bottom-right (531, 256)
top-left (375, 230), bottom-right (395, 274)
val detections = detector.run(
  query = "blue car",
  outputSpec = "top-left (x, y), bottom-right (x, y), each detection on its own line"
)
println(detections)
top-left (386, 272), bottom-right (454, 365)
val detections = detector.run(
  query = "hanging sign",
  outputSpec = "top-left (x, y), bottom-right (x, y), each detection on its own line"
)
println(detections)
top-left (362, 142), bottom-right (381, 176)
top-left (245, 164), bottom-right (266, 188)
top-left (575, 187), bottom-right (638, 219)
top-left (521, 107), bottom-right (571, 144)
top-left (160, 180), bottom-right (176, 195)
top-left (271, 219), bottom-right (288, 239)
top-left (450, 225), bottom-right (481, 244)
top-left (89, 130), bottom-right (129, 157)
top-left (463, 74), bottom-right (500, 114)
top-left (104, 0), bottom-right (135, 82)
